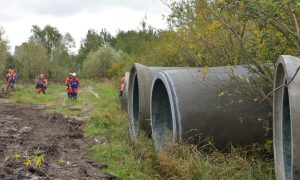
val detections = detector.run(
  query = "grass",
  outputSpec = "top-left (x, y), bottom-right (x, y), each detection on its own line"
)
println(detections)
top-left (13, 83), bottom-right (60, 104)
top-left (6, 80), bottom-right (275, 179)
top-left (157, 144), bottom-right (274, 179)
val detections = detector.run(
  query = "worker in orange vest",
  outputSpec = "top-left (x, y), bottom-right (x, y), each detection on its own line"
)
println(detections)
top-left (5, 68), bottom-right (17, 92)
top-left (65, 73), bottom-right (73, 99)
top-left (119, 76), bottom-right (125, 97)
top-left (36, 73), bottom-right (48, 94)
top-left (70, 73), bottom-right (80, 99)
top-left (5, 68), bottom-right (12, 91)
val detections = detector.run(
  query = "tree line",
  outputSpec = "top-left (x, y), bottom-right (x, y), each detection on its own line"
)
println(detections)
top-left (0, 0), bottom-right (299, 99)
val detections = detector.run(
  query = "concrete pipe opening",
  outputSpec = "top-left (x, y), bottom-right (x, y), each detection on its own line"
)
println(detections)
top-left (127, 63), bottom-right (180, 143)
top-left (132, 74), bottom-right (140, 137)
top-left (275, 64), bottom-right (291, 180)
top-left (128, 64), bottom-right (148, 143)
top-left (282, 86), bottom-right (291, 180)
top-left (151, 79), bottom-right (174, 150)
top-left (273, 55), bottom-right (300, 180)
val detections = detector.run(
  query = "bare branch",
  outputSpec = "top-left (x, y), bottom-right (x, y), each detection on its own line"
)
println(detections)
top-left (260, 65), bottom-right (300, 103)
top-left (242, 2), bottom-right (300, 45)
top-left (199, 1), bottom-right (274, 83)
top-left (288, 3), bottom-right (300, 44)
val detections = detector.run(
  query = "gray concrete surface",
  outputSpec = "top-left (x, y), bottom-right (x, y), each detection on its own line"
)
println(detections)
top-left (127, 63), bottom-right (180, 143)
top-left (273, 55), bottom-right (300, 180)
top-left (151, 66), bottom-right (271, 150)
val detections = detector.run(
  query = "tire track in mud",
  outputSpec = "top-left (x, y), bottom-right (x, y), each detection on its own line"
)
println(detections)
top-left (0, 99), bottom-right (116, 179)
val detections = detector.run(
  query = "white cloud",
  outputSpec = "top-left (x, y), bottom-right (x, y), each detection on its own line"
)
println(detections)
top-left (0, 0), bottom-right (171, 53)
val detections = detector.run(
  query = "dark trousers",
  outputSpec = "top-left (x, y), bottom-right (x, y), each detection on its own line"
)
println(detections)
top-left (71, 88), bottom-right (78, 99)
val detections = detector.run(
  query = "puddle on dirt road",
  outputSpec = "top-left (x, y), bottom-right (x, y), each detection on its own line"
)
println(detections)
top-left (0, 99), bottom-right (116, 179)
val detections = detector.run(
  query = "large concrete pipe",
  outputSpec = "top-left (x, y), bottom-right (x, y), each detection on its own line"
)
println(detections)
top-left (121, 72), bottom-right (130, 112)
top-left (127, 63), bottom-right (179, 142)
top-left (273, 55), bottom-right (300, 180)
top-left (151, 66), bottom-right (271, 150)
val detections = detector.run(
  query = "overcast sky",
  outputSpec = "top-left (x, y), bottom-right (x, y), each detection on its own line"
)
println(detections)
top-left (0, 0), bottom-right (171, 53)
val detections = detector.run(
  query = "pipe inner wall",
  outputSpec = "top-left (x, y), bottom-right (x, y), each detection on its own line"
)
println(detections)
top-left (151, 79), bottom-right (174, 150)
top-left (127, 63), bottom-right (180, 142)
top-left (133, 74), bottom-right (140, 137)
top-left (283, 86), bottom-right (291, 180)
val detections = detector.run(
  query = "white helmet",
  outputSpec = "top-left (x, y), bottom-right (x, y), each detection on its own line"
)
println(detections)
top-left (72, 73), bottom-right (76, 77)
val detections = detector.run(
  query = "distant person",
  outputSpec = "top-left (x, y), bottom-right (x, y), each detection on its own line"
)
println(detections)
top-left (10, 69), bottom-right (17, 91)
top-left (119, 76), bottom-right (125, 97)
top-left (70, 73), bottom-right (80, 99)
top-left (36, 73), bottom-right (48, 94)
top-left (5, 68), bottom-right (12, 91)
top-left (6, 68), bottom-right (12, 82)
top-left (5, 68), bottom-right (17, 92)
top-left (65, 72), bottom-right (73, 99)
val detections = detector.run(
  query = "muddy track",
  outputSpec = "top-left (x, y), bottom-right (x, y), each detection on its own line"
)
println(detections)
top-left (0, 99), bottom-right (116, 180)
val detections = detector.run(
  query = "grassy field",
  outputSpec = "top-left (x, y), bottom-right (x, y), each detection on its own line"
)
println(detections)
top-left (7, 80), bottom-right (275, 179)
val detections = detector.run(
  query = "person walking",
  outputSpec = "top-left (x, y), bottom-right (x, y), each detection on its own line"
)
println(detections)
top-left (65, 73), bottom-right (73, 99)
top-left (36, 74), bottom-right (48, 94)
top-left (70, 73), bottom-right (80, 99)
top-left (119, 76), bottom-right (125, 97)
top-left (4, 68), bottom-right (17, 93)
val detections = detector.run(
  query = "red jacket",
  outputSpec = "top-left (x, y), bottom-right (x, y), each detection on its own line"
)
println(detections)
top-left (65, 77), bottom-right (72, 87)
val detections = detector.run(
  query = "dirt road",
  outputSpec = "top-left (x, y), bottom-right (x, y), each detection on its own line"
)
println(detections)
top-left (0, 99), bottom-right (116, 179)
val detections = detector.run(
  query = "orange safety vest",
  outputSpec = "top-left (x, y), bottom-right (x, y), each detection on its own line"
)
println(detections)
top-left (65, 77), bottom-right (72, 86)
top-left (120, 82), bottom-right (125, 91)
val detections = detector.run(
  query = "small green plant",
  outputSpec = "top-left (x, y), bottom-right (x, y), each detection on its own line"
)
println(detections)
top-left (23, 155), bottom-right (32, 167)
top-left (14, 149), bottom-right (45, 168)
top-left (58, 159), bottom-right (66, 164)
top-left (14, 153), bottom-right (21, 160)
top-left (33, 155), bottom-right (44, 167)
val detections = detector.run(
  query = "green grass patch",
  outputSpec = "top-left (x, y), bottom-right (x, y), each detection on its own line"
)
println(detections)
top-left (157, 144), bottom-right (274, 179)
top-left (13, 83), bottom-right (62, 104)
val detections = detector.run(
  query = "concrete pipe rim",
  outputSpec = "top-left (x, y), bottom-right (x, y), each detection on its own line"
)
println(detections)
top-left (128, 65), bottom-right (140, 143)
top-left (274, 57), bottom-right (293, 180)
top-left (124, 72), bottom-right (130, 98)
top-left (150, 72), bottom-right (179, 151)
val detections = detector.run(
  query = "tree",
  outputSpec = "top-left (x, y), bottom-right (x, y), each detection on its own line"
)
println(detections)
top-left (14, 42), bottom-right (48, 80)
top-left (77, 29), bottom-right (104, 70)
top-left (3, 55), bottom-right (15, 75)
top-left (29, 25), bottom-right (75, 80)
top-left (110, 28), bottom-right (159, 55)
top-left (100, 28), bottom-right (112, 44)
top-left (162, 0), bottom-right (300, 102)
top-left (30, 25), bottom-right (63, 54)
top-left (30, 25), bottom-right (63, 79)
top-left (0, 27), bottom-right (10, 74)
top-left (82, 45), bottom-right (121, 79)
top-left (63, 32), bottom-right (76, 51)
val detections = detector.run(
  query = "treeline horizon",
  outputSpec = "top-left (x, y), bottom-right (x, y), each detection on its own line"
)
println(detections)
top-left (0, 21), bottom-right (165, 81)
top-left (0, 0), bottom-right (299, 101)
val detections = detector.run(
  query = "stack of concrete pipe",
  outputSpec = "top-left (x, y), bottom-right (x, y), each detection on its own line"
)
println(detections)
top-left (126, 63), bottom-right (271, 148)
top-left (123, 55), bottom-right (300, 179)
top-left (273, 55), bottom-right (300, 180)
